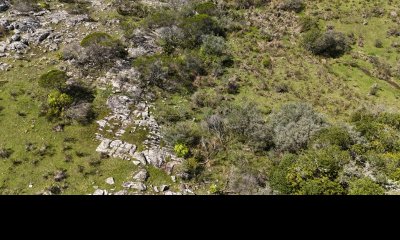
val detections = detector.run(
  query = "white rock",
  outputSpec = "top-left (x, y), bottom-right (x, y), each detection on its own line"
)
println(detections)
top-left (93, 189), bottom-right (105, 195)
top-left (105, 177), bottom-right (115, 185)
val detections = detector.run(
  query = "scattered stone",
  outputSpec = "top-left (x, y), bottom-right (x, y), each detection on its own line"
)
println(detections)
top-left (114, 190), bottom-right (128, 195)
top-left (132, 160), bottom-right (141, 165)
top-left (122, 181), bottom-right (147, 191)
top-left (105, 177), bottom-right (115, 185)
top-left (153, 186), bottom-right (159, 193)
top-left (93, 189), bottom-right (105, 195)
top-left (171, 176), bottom-right (176, 183)
top-left (133, 169), bottom-right (149, 182)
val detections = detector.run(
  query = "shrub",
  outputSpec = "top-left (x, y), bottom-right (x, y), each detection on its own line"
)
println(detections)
top-left (269, 103), bottom-right (327, 153)
top-left (369, 83), bottom-right (380, 96)
top-left (46, 90), bottom-right (73, 119)
top-left (65, 102), bottom-right (95, 125)
top-left (279, 0), bottom-right (305, 13)
top-left (297, 177), bottom-right (345, 195)
top-left (299, 16), bottom-right (319, 32)
top-left (348, 178), bottom-right (385, 195)
top-left (303, 29), bottom-right (351, 58)
top-left (375, 39), bottom-right (383, 48)
top-left (193, 2), bottom-right (219, 16)
top-left (80, 32), bottom-right (116, 47)
top-left (39, 70), bottom-right (68, 91)
top-left (200, 35), bottom-right (226, 56)
top-left (12, 0), bottom-right (40, 12)
top-left (286, 146), bottom-right (351, 193)
top-left (174, 143), bottom-right (190, 158)
top-left (78, 32), bottom-right (127, 69)
top-left (65, 1), bottom-right (91, 15)
top-left (181, 157), bottom-right (202, 179)
top-left (180, 14), bottom-right (224, 48)
top-left (311, 126), bottom-right (353, 150)
top-left (269, 154), bottom-right (296, 194)
top-left (227, 0), bottom-right (270, 9)
top-left (114, 0), bottom-right (149, 17)
top-left (0, 147), bottom-right (13, 159)
top-left (163, 121), bottom-right (203, 147)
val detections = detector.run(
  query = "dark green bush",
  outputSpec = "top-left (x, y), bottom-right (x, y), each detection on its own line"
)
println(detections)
top-left (279, 0), bottom-right (305, 13)
top-left (39, 70), bottom-right (68, 91)
top-left (303, 29), bottom-right (351, 58)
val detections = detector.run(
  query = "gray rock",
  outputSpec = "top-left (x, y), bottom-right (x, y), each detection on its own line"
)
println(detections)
top-left (96, 139), bottom-right (112, 154)
top-left (114, 190), bottom-right (128, 195)
top-left (9, 41), bottom-right (28, 51)
top-left (38, 31), bottom-right (51, 42)
top-left (133, 152), bottom-right (147, 165)
top-left (93, 189), bottom-right (105, 195)
top-left (105, 177), bottom-right (115, 185)
top-left (143, 148), bottom-right (166, 167)
top-left (11, 34), bottom-right (21, 42)
top-left (122, 181), bottom-right (147, 191)
top-left (132, 169), bottom-right (149, 182)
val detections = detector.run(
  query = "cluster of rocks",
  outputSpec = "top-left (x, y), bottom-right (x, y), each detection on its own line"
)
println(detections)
top-left (0, 4), bottom-right (95, 57)
top-left (92, 167), bottom-right (194, 195)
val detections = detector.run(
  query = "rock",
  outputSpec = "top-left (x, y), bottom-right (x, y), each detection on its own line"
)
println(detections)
top-left (133, 152), bottom-right (147, 165)
top-left (153, 186), bottom-right (159, 193)
top-left (97, 120), bottom-right (107, 129)
top-left (165, 161), bottom-right (179, 175)
top-left (143, 148), bottom-right (166, 167)
top-left (105, 177), bottom-right (115, 185)
top-left (11, 34), bottom-right (21, 42)
top-left (0, 62), bottom-right (11, 71)
top-left (96, 139), bottom-right (112, 154)
top-left (54, 170), bottom-right (67, 182)
top-left (9, 42), bottom-right (28, 52)
top-left (0, 0), bottom-right (9, 12)
top-left (171, 176), bottom-right (176, 183)
top-left (38, 31), bottom-right (51, 42)
top-left (93, 189), bottom-right (105, 195)
top-left (132, 160), bottom-right (141, 165)
top-left (122, 181), bottom-right (147, 191)
top-left (132, 169), bottom-right (149, 182)
top-left (164, 190), bottom-right (182, 195)
top-left (160, 185), bottom-right (169, 192)
top-left (390, 11), bottom-right (398, 18)
top-left (114, 190), bottom-right (128, 195)
top-left (65, 102), bottom-right (93, 124)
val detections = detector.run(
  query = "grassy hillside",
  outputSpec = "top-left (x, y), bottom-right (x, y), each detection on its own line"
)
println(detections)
top-left (1, 0), bottom-right (400, 195)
